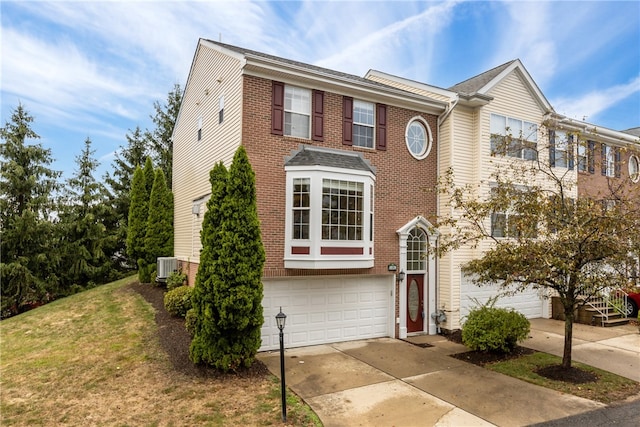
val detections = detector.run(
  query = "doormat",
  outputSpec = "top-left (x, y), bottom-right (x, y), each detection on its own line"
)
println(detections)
top-left (402, 339), bottom-right (433, 348)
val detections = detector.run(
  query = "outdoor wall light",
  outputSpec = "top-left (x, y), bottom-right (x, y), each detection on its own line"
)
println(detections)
top-left (397, 270), bottom-right (406, 283)
top-left (275, 307), bottom-right (287, 422)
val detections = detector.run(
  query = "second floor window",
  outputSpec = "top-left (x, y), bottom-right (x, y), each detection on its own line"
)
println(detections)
top-left (602, 144), bottom-right (621, 178)
top-left (352, 100), bottom-right (374, 148)
top-left (284, 85), bottom-right (311, 138)
top-left (490, 113), bottom-right (537, 160)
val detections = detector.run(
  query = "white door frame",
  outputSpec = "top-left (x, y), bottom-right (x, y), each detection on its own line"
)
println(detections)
top-left (397, 216), bottom-right (439, 338)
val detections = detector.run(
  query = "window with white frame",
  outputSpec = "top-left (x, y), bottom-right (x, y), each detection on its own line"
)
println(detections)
top-left (577, 141), bottom-right (587, 172)
top-left (490, 113), bottom-right (537, 160)
top-left (322, 179), bottom-right (364, 240)
top-left (552, 130), bottom-right (571, 168)
top-left (405, 117), bottom-right (433, 160)
top-left (353, 100), bottom-right (375, 148)
top-left (284, 85), bottom-right (311, 138)
top-left (292, 178), bottom-right (310, 239)
top-left (197, 116), bottom-right (203, 141)
top-left (284, 148), bottom-right (376, 269)
top-left (407, 228), bottom-right (427, 271)
top-left (218, 95), bottom-right (224, 124)
top-left (604, 145), bottom-right (615, 177)
top-left (490, 187), bottom-right (537, 238)
top-left (629, 155), bottom-right (640, 183)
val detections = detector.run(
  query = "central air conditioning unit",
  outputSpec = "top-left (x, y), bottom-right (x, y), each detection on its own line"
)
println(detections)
top-left (156, 257), bottom-right (178, 283)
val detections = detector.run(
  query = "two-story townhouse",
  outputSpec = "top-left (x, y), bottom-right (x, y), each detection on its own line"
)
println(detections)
top-left (172, 39), bottom-right (450, 351)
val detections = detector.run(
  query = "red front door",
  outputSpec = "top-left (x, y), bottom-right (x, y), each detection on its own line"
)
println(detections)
top-left (406, 274), bottom-right (424, 333)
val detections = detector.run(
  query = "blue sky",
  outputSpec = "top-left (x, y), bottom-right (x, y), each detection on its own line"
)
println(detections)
top-left (2, 0), bottom-right (639, 182)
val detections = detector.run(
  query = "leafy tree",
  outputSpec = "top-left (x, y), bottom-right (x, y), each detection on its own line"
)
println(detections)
top-left (104, 126), bottom-right (149, 268)
top-left (190, 161), bottom-right (228, 365)
top-left (144, 168), bottom-right (173, 267)
top-left (145, 83), bottom-right (182, 189)
top-left (0, 104), bottom-right (61, 317)
top-left (58, 138), bottom-right (116, 290)
top-left (437, 126), bottom-right (640, 369)
top-left (126, 166), bottom-right (148, 282)
top-left (191, 147), bottom-right (265, 371)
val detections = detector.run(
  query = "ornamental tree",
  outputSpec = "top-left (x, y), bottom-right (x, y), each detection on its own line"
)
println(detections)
top-left (437, 125), bottom-right (640, 369)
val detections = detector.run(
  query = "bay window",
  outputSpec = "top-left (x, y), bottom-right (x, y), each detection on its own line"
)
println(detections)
top-left (285, 146), bottom-right (375, 269)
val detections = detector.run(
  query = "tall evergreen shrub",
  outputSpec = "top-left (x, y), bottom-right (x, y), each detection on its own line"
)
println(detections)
top-left (190, 162), bottom-right (228, 365)
top-left (144, 168), bottom-right (174, 268)
top-left (191, 147), bottom-right (265, 371)
top-left (126, 166), bottom-right (148, 282)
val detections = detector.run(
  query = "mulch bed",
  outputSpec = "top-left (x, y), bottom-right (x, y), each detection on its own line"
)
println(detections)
top-left (129, 282), bottom-right (269, 379)
top-left (444, 329), bottom-right (598, 384)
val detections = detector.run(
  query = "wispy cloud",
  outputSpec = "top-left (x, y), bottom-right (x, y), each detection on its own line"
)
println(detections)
top-left (552, 76), bottom-right (640, 122)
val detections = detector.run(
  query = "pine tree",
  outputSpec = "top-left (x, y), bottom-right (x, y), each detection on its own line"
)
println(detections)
top-left (193, 147), bottom-right (265, 371)
top-left (144, 168), bottom-right (174, 268)
top-left (0, 104), bottom-right (61, 317)
top-left (143, 156), bottom-right (155, 201)
top-left (104, 126), bottom-right (149, 268)
top-left (58, 138), bottom-right (117, 291)
top-left (126, 166), bottom-right (148, 282)
top-left (189, 161), bottom-right (228, 365)
top-left (145, 83), bottom-right (182, 189)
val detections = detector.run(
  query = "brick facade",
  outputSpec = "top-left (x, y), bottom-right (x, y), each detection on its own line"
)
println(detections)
top-left (241, 75), bottom-right (439, 279)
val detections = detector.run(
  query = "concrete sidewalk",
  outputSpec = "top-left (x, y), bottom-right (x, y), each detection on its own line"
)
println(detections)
top-left (258, 320), bottom-right (640, 427)
top-left (526, 318), bottom-right (640, 382)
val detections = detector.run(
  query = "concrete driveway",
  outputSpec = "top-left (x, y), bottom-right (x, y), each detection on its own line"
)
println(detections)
top-left (257, 321), bottom-right (637, 427)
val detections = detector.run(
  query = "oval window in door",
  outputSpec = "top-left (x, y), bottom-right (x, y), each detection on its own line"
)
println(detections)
top-left (408, 279), bottom-right (419, 322)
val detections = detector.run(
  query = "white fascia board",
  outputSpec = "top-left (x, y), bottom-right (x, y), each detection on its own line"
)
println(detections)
top-left (478, 59), bottom-right (554, 114)
top-left (285, 165), bottom-right (376, 180)
top-left (241, 56), bottom-right (448, 115)
top-left (550, 115), bottom-right (640, 148)
top-left (365, 69), bottom-right (457, 100)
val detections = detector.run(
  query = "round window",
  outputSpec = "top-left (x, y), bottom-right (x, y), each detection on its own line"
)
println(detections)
top-left (405, 118), bottom-right (432, 160)
top-left (629, 155), bottom-right (640, 183)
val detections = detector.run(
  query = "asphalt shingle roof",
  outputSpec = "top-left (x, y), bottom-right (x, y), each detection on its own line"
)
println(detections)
top-left (285, 145), bottom-right (376, 174)
top-left (448, 60), bottom-right (516, 95)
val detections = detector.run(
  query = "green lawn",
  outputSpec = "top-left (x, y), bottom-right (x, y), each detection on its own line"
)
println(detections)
top-left (0, 276), bottom-right (320, 426)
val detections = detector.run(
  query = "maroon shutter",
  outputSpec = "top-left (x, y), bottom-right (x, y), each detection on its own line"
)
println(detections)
top-left (615, 148), bottom-right (621, 178)
top-left (312, 90), bottom-right (324, 141)
top-left (271, 81), bottom-right (284, 135)
top-left (376, 103), bottom-right (387, 151)
top-left (343, 96), bottom-right (353, 146)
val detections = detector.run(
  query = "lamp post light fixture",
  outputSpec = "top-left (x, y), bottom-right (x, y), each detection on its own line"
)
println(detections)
top-left (275, 307), bottom-right (287, 422)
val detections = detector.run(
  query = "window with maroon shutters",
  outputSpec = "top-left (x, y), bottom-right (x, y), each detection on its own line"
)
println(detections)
top-left (343, 97), bottom-right (387, 150)
top-left (272, 81), bottom-right (324, 140)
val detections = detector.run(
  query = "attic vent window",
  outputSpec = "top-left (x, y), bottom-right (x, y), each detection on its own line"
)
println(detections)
top-left (197, 116), bottom-right (203, 141)
top-left (219, 96), bottom-right (224, 124)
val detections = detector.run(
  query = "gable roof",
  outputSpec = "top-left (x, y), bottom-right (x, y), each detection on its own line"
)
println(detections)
top-left (285, 145), bottom-right (376, 175)
top-left (622, 127), bottom-right (640, 137)
top-left (448, 59), bottom-right (554, 113)
top-left (448, 60), bottom-right (516, 94)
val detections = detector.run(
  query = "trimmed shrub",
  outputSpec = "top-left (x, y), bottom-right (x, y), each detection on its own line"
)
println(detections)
top-left (167, 270), bottom-right (187, 291)
top-left (462, 305), bottom-right (530, 353)
top-left (164, 286), bottom-right (193, 318)
top-left (185, 308), bottom-right (197, 337)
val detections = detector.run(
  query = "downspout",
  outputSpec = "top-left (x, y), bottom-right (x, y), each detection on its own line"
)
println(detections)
top-left (435, 94), bottom-right (459, 332)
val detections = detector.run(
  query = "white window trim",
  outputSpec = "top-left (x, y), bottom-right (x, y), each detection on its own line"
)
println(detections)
top-left (605, 145), bottom-right (615, 177)
top-left (629, 155), bottom-right (640, 183)
top-left (353, 99), bottom-right (375, 149)
top-left (490, 113), bottom-right (538, 160)
top-left (284, 85), bottom-right (311, 139)
top-left (284, 166), bottom-right (375, 269)
top-left (405, 116), bottom-right (433, 160)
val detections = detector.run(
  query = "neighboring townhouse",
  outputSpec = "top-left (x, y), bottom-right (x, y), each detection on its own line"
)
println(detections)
top-left (172, 39), bottom-right (450, 351)
top-left (368, 60), bottom-right (580, 331)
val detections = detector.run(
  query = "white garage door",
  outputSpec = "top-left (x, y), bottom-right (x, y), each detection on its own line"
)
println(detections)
top-left (260, 275), bottom-right (392, 351)
top-left (460, 273), bottom-right (544, 322)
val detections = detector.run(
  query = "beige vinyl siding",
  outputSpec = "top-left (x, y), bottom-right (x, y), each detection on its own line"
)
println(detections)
top-left (173, 43), bottom-right (244, 262)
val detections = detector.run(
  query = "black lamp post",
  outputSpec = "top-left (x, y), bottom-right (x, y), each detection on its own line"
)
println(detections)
top-left (275, 307), bottom-right (287, 422)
